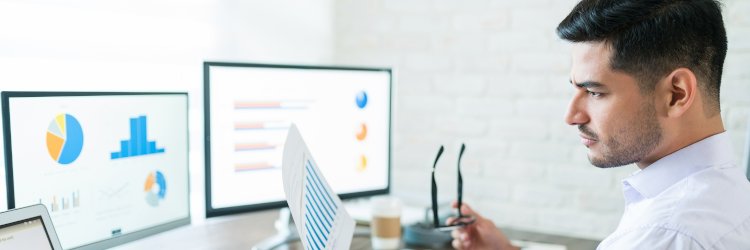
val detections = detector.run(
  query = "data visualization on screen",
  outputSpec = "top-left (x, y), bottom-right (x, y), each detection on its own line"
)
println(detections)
top-left (1, 92), bottom-right (189, 249)
top-left (205, 63), bottom-right (392, 216)
top-left (46, 114), bottom-right (84, 165)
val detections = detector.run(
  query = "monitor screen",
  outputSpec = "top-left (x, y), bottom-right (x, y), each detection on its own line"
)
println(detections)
top-left (204, 62), bottom-right (392, 217)
top-left (1, 92), bottom-right (190, 249)
top-left (0, 217), bottom-right (53, 250)
top-left (745, 118), bottom-right (750, 180)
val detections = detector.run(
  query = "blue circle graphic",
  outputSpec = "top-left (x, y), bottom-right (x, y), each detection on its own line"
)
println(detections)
top-left (356, 91), bottom-right (368, 109)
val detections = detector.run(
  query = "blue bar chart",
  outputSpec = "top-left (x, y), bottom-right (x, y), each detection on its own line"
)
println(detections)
top-left (303, 160), bottom-right (338, 250)
top-left (111, 116), bottom-right (165, 159)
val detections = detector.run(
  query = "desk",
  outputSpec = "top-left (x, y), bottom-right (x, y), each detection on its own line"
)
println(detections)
top-left (113, 210), bottom-right (600, 250)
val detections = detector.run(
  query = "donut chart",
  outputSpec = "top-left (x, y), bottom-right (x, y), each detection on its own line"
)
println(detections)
top-left (46, 114), bottom-right (84, 165)
top-left (144, 171), bottom-right (167, 207)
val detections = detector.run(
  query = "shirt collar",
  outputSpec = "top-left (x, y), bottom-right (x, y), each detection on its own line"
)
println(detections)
top-left (621, 132), bottom-right (735, 204)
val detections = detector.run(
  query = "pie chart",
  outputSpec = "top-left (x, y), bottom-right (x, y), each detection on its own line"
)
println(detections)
top-left (46, 114), bottom-right (84, 165)
top-left (144, 170), bottom-right (167, 207)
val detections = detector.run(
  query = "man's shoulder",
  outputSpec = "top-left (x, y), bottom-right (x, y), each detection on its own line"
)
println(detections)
top-left (669, 165), bottom-right (750, 220)
top-left (635, 165), bottom-right (750, 247)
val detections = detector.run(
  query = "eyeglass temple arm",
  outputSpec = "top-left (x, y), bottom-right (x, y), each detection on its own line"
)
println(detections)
top-left (457, 143), bottom-right (466, 218)
top-left (432, 145), bottom-right (444, 228)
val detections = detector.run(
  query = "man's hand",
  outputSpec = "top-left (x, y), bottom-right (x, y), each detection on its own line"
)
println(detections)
top-left (446, 201), bottom-right (519, 250)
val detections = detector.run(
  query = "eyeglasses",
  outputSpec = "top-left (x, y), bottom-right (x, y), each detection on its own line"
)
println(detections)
top-left (431, 143), bottom-right (475, 230)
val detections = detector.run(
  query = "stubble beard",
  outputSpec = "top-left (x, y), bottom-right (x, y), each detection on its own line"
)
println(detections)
top-left (584, 101), bottom-right (663, 168)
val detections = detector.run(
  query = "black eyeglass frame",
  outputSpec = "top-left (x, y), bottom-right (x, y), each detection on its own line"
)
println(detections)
top-left (431, 143), bottom-right (476, 231)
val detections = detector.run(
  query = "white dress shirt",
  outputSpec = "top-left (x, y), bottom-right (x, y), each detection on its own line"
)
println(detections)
top-left (598, 132), bottom-right (750, 249)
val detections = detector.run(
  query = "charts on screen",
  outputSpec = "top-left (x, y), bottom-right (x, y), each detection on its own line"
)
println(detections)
top-left (144, 170), bottom-right (167, 207)
top-left (46, 113), bottom-right (84, 165)
top-left (111, 115), bottom-right (165, 159)
top-left (205, 64), bottom-right (391, 214)
top-left (2, 92), bottom-right (190, 249)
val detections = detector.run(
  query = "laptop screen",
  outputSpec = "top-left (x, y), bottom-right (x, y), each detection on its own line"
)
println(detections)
top-left (0, 216), bottom-right (53, 250)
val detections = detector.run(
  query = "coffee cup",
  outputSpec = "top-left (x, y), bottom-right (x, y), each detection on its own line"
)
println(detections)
top-left (370, 196), bottom-right (401, 249)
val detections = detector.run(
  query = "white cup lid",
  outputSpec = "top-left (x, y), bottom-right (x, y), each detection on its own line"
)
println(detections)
top-left (371, 196), bottom-right (402, 217)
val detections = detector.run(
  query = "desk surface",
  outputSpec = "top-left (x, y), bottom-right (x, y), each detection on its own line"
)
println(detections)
top-left (112, 210), bottom-right (599, 250)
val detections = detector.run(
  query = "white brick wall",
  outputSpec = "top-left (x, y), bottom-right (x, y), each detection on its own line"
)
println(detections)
top-left (0, 0), bottom-right (334, 218)
top-left (334, 0), bottom-right (750, 240)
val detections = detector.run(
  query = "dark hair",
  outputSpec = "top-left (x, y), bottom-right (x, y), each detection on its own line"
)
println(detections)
top-left (557, 0), bottom-right (727, 114)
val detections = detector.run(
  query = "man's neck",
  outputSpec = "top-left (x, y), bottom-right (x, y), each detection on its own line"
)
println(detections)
top-left (636, 115), bottom-right (725, 169)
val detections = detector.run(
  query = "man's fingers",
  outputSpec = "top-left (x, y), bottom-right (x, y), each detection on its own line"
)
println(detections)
top-left (463, 238), bottom-right (472, 249)
top-left (446, 217), bottom-right (456, 226)
top-left (451, 200), bottom-right (460, 208)
top-left (451, 228), bottom-right (462, 239)
top-left (452, 239), bottom-right (462, 249)
top-left (451, 228), bottom-right (473, 249)
top-left (451, 201), bottom-right (479, 218)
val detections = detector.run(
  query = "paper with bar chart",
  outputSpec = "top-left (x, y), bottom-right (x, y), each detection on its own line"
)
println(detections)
top-left (283, 124), bottom-right (355, 250)
top-left (207, 66), bottom-right (391, 210)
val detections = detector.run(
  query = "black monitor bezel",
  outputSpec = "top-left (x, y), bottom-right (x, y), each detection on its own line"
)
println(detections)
top-left (203, 61), bottom-right (393, 217)
top-left (1, 91), bottom-right (191, 249)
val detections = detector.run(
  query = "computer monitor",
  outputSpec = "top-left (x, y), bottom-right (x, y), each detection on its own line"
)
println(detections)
top-left (1, 92), bottom-right (190, 250)
top-left (745, 117), bottom-right (750, 180)
top-left (204, 62), bottom-right (392, 217)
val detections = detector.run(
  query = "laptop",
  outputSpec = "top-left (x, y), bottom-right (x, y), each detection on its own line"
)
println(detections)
top-left (0, 204), bottom-right (62, 250)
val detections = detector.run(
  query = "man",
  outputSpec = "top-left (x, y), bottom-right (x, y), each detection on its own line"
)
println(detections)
top-left (448, 0), bottom-right (750, 249)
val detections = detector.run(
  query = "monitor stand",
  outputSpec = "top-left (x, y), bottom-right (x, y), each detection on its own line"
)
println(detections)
top-left (251, 208), bottom-right (299, 250)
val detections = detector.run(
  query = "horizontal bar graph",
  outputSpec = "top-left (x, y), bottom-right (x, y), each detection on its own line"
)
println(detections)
top-left (234, 121), bottom-right (291, 131)
top-left (234, 143), bottom-right (277, 152)
top-left (303, 160), bottom-right (337, 250)
top-left (111, 116), bottom-right (165, 159)
top-left (234, 162), bottom-right (275, 172)
top-left (234, 101), bottom-right (309, 110)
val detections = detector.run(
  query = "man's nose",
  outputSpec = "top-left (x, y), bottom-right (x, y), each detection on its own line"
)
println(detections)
top-left (565, 92), bottom-right (589, 126)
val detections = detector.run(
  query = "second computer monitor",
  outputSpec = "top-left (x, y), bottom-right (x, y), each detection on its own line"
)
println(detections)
top-left (204, 62), bottom-right (392, 217)
top-left (1, 92), bottom-right (190, 249)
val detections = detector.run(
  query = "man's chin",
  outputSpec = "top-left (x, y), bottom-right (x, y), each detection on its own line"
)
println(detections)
top-left (587, 151), bottom-right (610, 168)
top-left (587, 155), bottom-right (631, 169)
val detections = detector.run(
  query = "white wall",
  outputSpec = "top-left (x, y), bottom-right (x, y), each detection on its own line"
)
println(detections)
top-left (0, 0), bottom-right (333, 222)
top-left (334, 0), bottom-right (750, 240)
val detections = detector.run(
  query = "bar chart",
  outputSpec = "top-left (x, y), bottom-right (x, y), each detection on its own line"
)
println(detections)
top-left (111, 116), bottom-right (165, 159)
top-left (234, 162), bottom-right (275, 172)
top-left (234, 121), bottom-right (291, 131)
top-left (303, 159), bottom-right (338, 250)
top-left (235, 143), bottom-right (278, 152)
top-left (234, 100), bottom-right (310, 110)
top-left (41, 190), bottom-right (81, 213)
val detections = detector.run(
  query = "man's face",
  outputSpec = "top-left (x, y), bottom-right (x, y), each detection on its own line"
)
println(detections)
top-left (566, 42), bottom-right (663, 168)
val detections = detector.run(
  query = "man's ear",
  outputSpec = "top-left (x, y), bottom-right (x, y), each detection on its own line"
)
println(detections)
top-left (662, 68), bottom-right (698, 118)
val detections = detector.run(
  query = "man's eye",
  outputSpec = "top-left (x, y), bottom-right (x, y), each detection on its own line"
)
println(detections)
top-left (586, 90), bottom-right (602, 97)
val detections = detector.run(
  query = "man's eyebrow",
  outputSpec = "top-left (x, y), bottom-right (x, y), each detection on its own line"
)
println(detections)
top-left (569, 80), bottom-right (604, 88)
